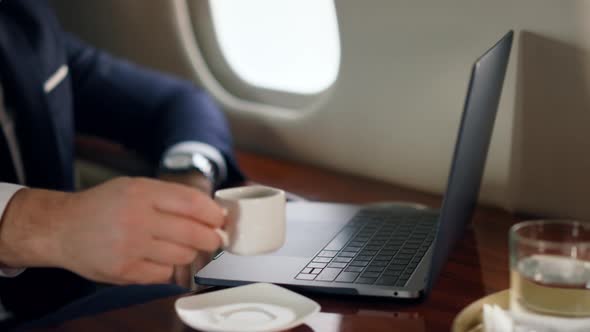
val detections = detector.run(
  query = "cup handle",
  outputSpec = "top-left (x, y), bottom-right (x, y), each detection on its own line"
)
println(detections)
top-left (214, 228), bottom-right (230, 248)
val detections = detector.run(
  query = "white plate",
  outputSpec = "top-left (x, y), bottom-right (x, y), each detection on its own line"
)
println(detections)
top-left (175, 283), bottom-right (321, 332)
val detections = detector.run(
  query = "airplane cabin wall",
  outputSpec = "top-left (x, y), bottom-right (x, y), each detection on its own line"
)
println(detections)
top-left (50, 0), bottom-right (590, 220)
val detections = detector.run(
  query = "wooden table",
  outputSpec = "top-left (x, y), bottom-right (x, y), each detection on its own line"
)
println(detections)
top-left (35, 150), bottom-right (521, 331)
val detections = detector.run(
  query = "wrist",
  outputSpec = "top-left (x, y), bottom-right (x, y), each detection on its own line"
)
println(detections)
top-left (158, 171), bottom-right (214, 196)
top-left (160, 152), bottom-right (218, 189)
top-left (0, 188), bottom-right (69, 269)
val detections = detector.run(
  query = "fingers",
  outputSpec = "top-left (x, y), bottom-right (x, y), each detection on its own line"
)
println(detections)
top-left (113, 260), bottom-right (174, 285)
top-left (173, 265), bottom-right (193, 289)
top-left (151, 180), bottom-right (225, 228)
top-left (214, 228), bottom-right (229, 247)
top-left (150, 213), bottom-right (223, 252)
top-left (145, 239), bottom-right (198, 266)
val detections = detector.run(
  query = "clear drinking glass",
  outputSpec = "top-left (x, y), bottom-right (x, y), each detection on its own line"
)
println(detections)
top-left (510, 220), bottom-right (590, 317)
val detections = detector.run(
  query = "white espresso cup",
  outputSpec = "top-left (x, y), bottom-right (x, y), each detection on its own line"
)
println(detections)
top-left (214, 185), bottom-right (286, 255)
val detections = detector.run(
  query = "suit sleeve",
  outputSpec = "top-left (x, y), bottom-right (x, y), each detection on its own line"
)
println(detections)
top-left (64, 34), bottom-right (244, 187)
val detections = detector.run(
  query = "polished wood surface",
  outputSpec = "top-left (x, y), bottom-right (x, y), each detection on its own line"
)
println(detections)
top-left (34, 151), bottom-right (521, 332)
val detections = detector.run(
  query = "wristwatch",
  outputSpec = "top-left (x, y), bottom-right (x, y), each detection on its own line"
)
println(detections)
top-left (160, 152), bottom-right (217, 186)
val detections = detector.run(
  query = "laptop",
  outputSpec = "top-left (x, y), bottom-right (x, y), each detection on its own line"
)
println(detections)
top-left (196, 31), bottom-right (514, 298)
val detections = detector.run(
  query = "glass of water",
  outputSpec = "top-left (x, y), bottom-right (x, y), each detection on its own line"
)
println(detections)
top-left (510, 220), bottom-right (590, 317)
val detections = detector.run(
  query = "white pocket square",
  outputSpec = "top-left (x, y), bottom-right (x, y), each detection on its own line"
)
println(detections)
top-left (43, 64), bottom-right (69, 93)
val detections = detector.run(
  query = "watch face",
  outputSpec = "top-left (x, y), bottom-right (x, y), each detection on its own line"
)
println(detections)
top-left (163, 154), bottom-right (193, 169)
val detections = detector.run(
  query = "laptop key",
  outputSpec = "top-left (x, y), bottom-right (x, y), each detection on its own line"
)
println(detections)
top-left (343, 246), bottom-right (361, 252)
top-left (373, 235), bottom-right (391, 240)
top-left (296, 273), bottom-right (316, 281)
top-left (333, 257), bottom-right (353, 263)
top-left (396, 254), bottom-right (413, 259)
top-left (338, 252), bottom-right (356, 258)
top-left (374, 255), bottom-right (393, 261)
top-left (350, 260), bottom-right (369, 267)
top-left (355, 277), bottom-right (377, 284)
top-left (327, 262), bottom-right (347, 268)
top-left (360, 250), bottom-right (378, 256)
top-left (370, 261), bottom-right (388, 267)
top-left (302, 267), bottom-right (312, 274)
top-left (324, 227), bottom-right (358, 251)
top-left (356, 255), bottom-right (372, 261)
top-left (312, 257), bottom-right (331, 263)
top-left (311, 268), bottom-right (322, 274)
top-left (365, 266), bottom-right (385, 272)
top-left (376, 276), bottom-right (398, 286)
top-left (383, 270), bottom-right (401, 277)
top-left (345, 266), bottom-right (364, 272)
top-left (361, 272), bottom-right (380, 278)
top-left (335, 272), bottom-right (359, 283)
top-left (308, 262), bottom-right (327, 269)
top-left (315, 268), bottom-right (343, 281)
top-left (318, 250), bottom-right (338, 258)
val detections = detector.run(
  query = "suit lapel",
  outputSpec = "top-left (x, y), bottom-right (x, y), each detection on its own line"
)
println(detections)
top-left (0, 86), bottom-right (19, 184)
top-left (0, 2), bottom-right (72, 190)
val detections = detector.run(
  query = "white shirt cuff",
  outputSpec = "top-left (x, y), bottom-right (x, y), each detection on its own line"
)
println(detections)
top-left (162, 142), bottom-right (228, 184)
top-left (0, 267), bottom-right (24, 277)
top-left (0, 183), bottom-right (26, 277)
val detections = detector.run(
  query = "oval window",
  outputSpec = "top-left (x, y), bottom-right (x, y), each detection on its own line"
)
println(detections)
top-left (209, 0), bottom-right (341, 95)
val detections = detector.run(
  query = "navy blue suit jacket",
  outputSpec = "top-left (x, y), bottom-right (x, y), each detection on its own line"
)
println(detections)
top-left (0, 0), bottom-right (243, 190)
top-left (0, 0), bottom-right (244, 322)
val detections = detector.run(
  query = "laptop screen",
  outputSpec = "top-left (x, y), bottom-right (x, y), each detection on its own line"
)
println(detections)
top-left (427, 31), bottom-right (513, 290)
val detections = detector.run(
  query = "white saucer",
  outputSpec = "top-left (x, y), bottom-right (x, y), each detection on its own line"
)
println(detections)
top-left (175, 283), bottom-right (321, 332)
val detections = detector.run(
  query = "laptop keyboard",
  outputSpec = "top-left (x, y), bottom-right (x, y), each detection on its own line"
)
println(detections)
top-left (295, 209), bottom-right (438, 287)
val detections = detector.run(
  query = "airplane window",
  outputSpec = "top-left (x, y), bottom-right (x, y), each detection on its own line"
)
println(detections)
top-left (209, 0), bottom-right (340, 95)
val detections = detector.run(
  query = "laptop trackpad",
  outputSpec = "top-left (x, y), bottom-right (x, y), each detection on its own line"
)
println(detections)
top-left (264, 219), bottom-right (349, 258)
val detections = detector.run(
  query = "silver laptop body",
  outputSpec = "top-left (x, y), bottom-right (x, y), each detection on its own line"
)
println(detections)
top-left (196, 31), bottom-right (513, 298)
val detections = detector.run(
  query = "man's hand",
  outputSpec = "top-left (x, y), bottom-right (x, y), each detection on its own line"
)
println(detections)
top-left (158, 171), bottom-right (214, 197)
top-left (0, 177), bottom-right (224, 285)
top-left (158, 171), bottom-right (215, 288)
